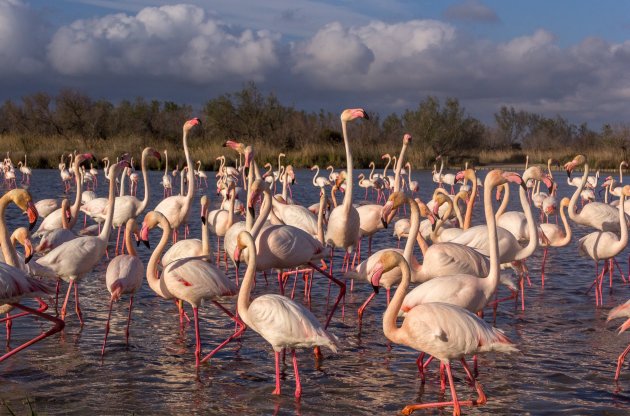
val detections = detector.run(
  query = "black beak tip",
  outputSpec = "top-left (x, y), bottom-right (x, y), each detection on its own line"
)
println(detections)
top-left (381, 218), bottom-right (388, 229)
top-left (248, 206), bottom-right (256, 217)
top-left (520, 181), bottom-right (527, 191)
top-left (25, 254), bottom-right (33, 264)
top-left (28, 221), bottom-right (36, 231)
top-left (566, 170), bottom-right (572, 178)
top-left (371, 284), bottom-right (379, 294)
top-left (142, 239), bottom-right (150, 249)
top-left (136, 239), bottom-right (141, 247)
top-left (431, 221), bottom-right (437, 232)
top-left (201, 216), bottom-right (206, 225)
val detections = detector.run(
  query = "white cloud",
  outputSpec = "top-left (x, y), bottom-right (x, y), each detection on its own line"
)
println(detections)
top-left (47, 4), bottom-right (281, 82)
top-left (0, 0), bottom-right (47, 74)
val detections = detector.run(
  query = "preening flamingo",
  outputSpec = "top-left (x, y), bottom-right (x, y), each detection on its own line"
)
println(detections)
top-left (371, 250), bottom-right (517, 416)
top-left (102, 218), bottom-right (144, 356)
top-left (234, 230), bottom-right (339, 398)
top-left (154, 118), bottom-right (201, 242)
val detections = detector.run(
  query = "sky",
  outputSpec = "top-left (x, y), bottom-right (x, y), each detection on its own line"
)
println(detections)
top-left (3, 0), bottom-right (630, 126)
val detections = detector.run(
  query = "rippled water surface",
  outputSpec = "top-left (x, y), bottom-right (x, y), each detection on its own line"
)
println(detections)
top-left (2, 167), bottom-right (630, 415)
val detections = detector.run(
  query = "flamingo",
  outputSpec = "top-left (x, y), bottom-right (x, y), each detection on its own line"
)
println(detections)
top-left (398, 170), bottom-right (525, 315)
top-left (154, 118), bottom-right (200, 242)
top-left (0, 227), bottom-right (35, 272)
top-left (35, 198), bottom-right (60, 218)
top-left (35, 153), bottom-right (92, 237)
top-left (89, 162), bottom-right (99, 188)
top-left (436, 155), bottom-right (456, 194)
top-left (326, 165), bottom-right (339, 183)
top-left (607, 299), bottom-right (630, 381)
top-left (578, 185), bottom-right (630, 306)
top-left (406, 162), bottom-right (419, 194)
top-left (35, 199), bottom-right (76, 253)
top-left (372, 250), bottom-right (518, 416)
top-left (102, 218), bottom-right (144, 356)
top-left (161, 150), bottom-right (172, 197)
top-left (234, 230), bottom-right (339, 398)
top-left (358, 173), bottom-right (374, 200)
top-left (17, 154), bottom-right (31, 185)
top-left (538, 197), bottom-right (572, 286)
top-left (141, 211), bottom-right (245, 366)
top-left (32, 160), bottom-right (128, 324)
top-left (392, 133), bottom-right (412, 193)
top-left (196, 160), bottom-right (208, 189)
top-left (325, 109), bottom-right (369, 271)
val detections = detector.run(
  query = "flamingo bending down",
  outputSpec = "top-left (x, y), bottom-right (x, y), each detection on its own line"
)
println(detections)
top-left (154, 119), bottom-right (201, 242)
top-left (141, 211), bottom-right (245, 366)
top-left (32, 161), bottom-right (128, 324)
top-left (102, 218), bottom-right (144, 356)
top-left (372, 250), bottom-right (518, 416)
top-left (234, 230), bottom-right (339, 398)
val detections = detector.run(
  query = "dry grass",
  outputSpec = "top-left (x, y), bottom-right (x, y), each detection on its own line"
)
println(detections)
top-left (1, 133), bottom-right (625, 171)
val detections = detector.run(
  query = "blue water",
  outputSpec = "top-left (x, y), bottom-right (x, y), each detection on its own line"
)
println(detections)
top-left (1, 167), bottom-right (630, 415)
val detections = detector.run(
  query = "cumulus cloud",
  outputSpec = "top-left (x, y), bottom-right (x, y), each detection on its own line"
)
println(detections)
top-left (47, 4), bottom-right (281, 82)
top-left (0, 0), bottom-right (48, 74)
top-left (444, 0), bottom-right (499, 23)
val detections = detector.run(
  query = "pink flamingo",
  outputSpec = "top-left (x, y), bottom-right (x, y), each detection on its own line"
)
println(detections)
top-left (141, 211), bottom-right (245, 366)
top-left (234, 230), bottom-right (339, 398)
top-left (537, 197), bottom-right (572, 287)
top-left (154, 119), bottom-right (200, 242)
top-left (102, 218), bottom-right (144, 356)
top-left (607, 299), bottom-right (630, 381)
top-left (372, 250), bottom-right (518, 416)
top-left (161, 195), bottom-right (212, 266)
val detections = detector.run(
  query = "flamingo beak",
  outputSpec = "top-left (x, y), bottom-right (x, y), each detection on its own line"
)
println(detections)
top-left (26, 201), bottom-right (38, 231)
top-left (542, 177), bottom-right (553, 192)
top-left (24, 239), bottom-right (33, 264)
top-left (201, 215), bottom-right (206, 226)
top-left (381, 201), bottom-right (394, 224)
top-left (140, 225), bottom-right (150, 249)
top-left (234, 246), bottom-right (242, 268)
top-left (369, 263), bottom-right (383, 294)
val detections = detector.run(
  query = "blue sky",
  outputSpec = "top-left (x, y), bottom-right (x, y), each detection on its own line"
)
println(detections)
top-left (5, 0), bottom-right (630, 126)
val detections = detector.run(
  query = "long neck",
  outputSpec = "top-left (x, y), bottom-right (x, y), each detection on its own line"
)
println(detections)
top-left (483, 178), bottom-right (500, 300)
top-left (164, 152), bottom-right (168, 175)
top-left (245, 165), bottom-right (255, 230)
top-left (438, 159), bottom-right (444, 175)
top-left (382, 156), bottom-right (390, 176)
top-left (227, 187), bottom-right (236, 229)
top-left (621, 162), bottom-right (624, 183)
top-left (201, 209), bottom-right (210, 256)
top-left (514, 183), bottom-right (538, 260)
top-left (404, 197), bottom-right (421, 259)
top-left (312, 166), bottom-right (319, 186)
top-left (407, 164), bottom-right (412, 185)
top-left (317, 193), bottom-right (326, 245)
top-left (99, 168), bottom-right (118, 241)
top-left (394, 143), bottom-right (408, 192)
top-left (0, 194), bottom-right (19, 267)
top-left (369, 164), bottom-right (375, 180)
top-left (555, 204), bottom-right (572, 246)
top-left (282, 170), bottom-right (288, 200)
top-left (613, 194), bottom-right (629, 253)
top-left (452, 195), bottom-right (464, 227)
top-left (547, 159), bottom-right (553, 180)
top-left (146, 218), bottom-right (170, 298)
top-left (70, 160), bottom-right (83, 221)
top-left (464, 173), bottom-right (477, 229)
top-left (119, 167), bottom-right (127, 196)
top-left (341, 120), bottom-right (353, 210)
top-left (137, 150), bottom-right (151, 214)
top-left (180, 168), bottom-right (186, 195)
top-left (382, 257), bottom-right (410, 345)
top-left (183, 129), bottom-right (195, 213)
top-left (125, 223), bottom-right (137, 257)
top-left (251, 188), bottom-right (272, 238)
top-left (237, 236), bottom-right (257, 327)
top-left (61, 202), bottom-right (69, 229)
top-left (495, 183), bottom-right (510, 219)
top-left (330, 186), bottom-right (338, 208)
top-left (568, 163), bottom-right (589, 220)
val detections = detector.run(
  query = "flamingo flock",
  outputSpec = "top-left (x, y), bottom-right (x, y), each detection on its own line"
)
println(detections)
top-left (3, 112), bottom-right (630, 415)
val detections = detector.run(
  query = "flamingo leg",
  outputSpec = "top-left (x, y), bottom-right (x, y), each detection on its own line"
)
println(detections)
top-left (193, 307), bottom-right (201, 367)
top-left (272, 351), bottom-right (282, 395)
top-left (357, 292), bottom-right (376, 333)
top-left (5, 312), bottom-right (11, 348)
top-left (291, 349), bottom-right (302, 398)
top-left (125, 295), bottom-right (134, 345)
top-left (0, 302), bottom-right (65, 363)
top-left (60, 280), bottom-right (74, 321)
top-left (101, 297), bottom-right (114, 356)
top-left (74, 281), bottom-right (83, 325)
top-left (308, 262), bottom-right (346, 329)
top-left (200, 301), bottom-right (246, 364)
top-left (541, 247), bottom-right (548, 288)
top-left (615, 343), bottom-right (630, 381)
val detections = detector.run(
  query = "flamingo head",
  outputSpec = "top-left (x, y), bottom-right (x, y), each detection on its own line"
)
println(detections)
top-left (340, 108), bottom-right (369, 123)
top-left (146, 147), bottom-right (161, 161)
top-left (243, 146), bottom-right (254, 169)
top-left (563, 155), bottom-right (586, 178)
top-left (12, 227), bottom-right (33, 263)
top-left (402, 133), bottom-right (412, 145)
top-left (139, 211), bottom-right (165, 249)
top-left (248, 179), bottom-right (265, 213)
top-left (622, 161), bottom-right (629, 169)
top-left (8, 189), bottom-right (39, 230)
top-left (235, 230), bottom-right (255, 268)
top-left (183, 117), bottom-right (201, 133)
top-left (382, 192), bottom-right (406, 226)
top-left (335, 171), bottom-right (347, 188)
top-left (432, 193), bottom-right (451, 216)
top-left (200, 195), bottom-right (209, 225)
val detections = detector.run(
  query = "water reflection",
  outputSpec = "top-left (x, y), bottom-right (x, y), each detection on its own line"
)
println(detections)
top-left (1, 168), bottom-right (630, 414)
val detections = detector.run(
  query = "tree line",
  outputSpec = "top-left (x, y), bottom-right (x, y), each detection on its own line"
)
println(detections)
top-left (1, 82), bottom-right (628, 169)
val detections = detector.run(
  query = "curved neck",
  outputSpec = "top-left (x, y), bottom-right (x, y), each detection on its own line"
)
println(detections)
top-left (0, 194), bottom-right (19, 267)
top-left (227, 187), bottom-right (236, 229)
top-left (483, 176), bottom-right (500, 300)
top-left (382, 156), bottom-right (390, 176)
top-left (180, 167), bottom-right (186, 195)
top-left (317, 192), bottom-right (326, 245)
top-left (330, 186), bottom-right (338, 208)
top-left (146, 217), bottom-right (171, 298)
top-left (282, 169), bottom-right (289, 200)
top-left (341, 120), bottom-right (353, 210)
top-left (515, 183), bottom-right (538, 260)
top-left (251, 187), bottom-right (272, 238)
top-left (137, 149), bottom-right (151, 214)
top-left (495, 183), bottom-right (510, 219)
top-left (70, 159), bottom-right (83, 222)
top-left (237, 235), bottom-right (257, 327)
top-left (126, 221), bottom-right (137, 257)
top-left (311, 166), bottom-right (319, 186)
top-left (547, 159), bottom-right (553, 180)
top-left (452, 195), bottom-right (464, 228)
top-left (404, 197), bottom-right (421, 258)
top-left (464, 172), bottom-right (477, 229)
top-left (382, 256), bottom-right (410, 345)
top-left (613, 194), bottom-right (629, 253)
top-left (568, 163), bottom-right (589, 220)
top-left (394, 142), bottom-right (408, 193)
top-left (99, 167), bottom-right (118, 241)
top-left (556, 204), bottom-right (572, 246)
top-left (369, 163), bottom-right (375, 180)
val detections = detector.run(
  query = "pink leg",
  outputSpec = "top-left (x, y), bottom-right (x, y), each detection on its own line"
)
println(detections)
top-left (292, 349), bottom-right (302, 398)
top-left (101, 297), bottom-right (114, 356)
top-left (193, 307), bottom-right (201, 367)
top-left (60, 280), bottom-right (74, 321)
top-left (541, 247), bottom-right (548, 288)
top-left (125, 295), bottom-right (134, 344)
top-left (357, 292), bottom-right (376, 332)
top-left (615, 343), bottom-right (630, 381)
top-left (273, 351), bottom-right (282, 395)
top-left (200, 301), bottom-right (246, 363)
top-left (74, 281), bottom-right (83, 325)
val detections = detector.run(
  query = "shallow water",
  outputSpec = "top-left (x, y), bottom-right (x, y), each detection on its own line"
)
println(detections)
top-left (2, 167), bottom-right (630, 415)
